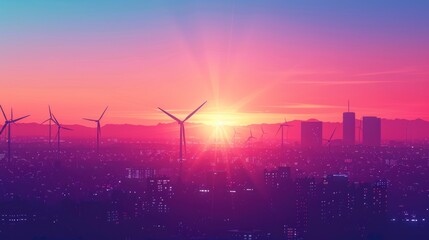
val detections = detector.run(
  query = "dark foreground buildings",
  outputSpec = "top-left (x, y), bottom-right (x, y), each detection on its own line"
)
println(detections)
top-left (301, 121), bottom-right (323, 147)
top-left (343, 111), bottom-right (356, 145)
top-left (362, 116), bottom-right (381, 146)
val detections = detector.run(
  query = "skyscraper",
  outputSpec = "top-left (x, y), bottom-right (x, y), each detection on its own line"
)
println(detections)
top-left (144, 178), bottom-right (173, 214)
top-left (301, 121), bottom-right (323, 147)
top-left (264, 166), bottom-right (291, 190)
top-left (362, 116), bottom-right (381, 146)
top-left (320, 174), bottom-right (349, 223)
top-left (343, 102), bottom-right (355, 145)
top-left (295, 178), bottom-right (317, 238)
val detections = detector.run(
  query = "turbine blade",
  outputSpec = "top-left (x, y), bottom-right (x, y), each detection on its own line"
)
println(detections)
top-left (99, 106), bottom-right (108, 120)
top-left (158, 107), bottom-right (181, 123)
top-left (12, 115), bottom-right (30, 123)
top-left (276, 126), bottom-right (282, 136)
top-left (0, 124), bottom-right (7, 135)
top-left (62, 127), bottom-right (73, 131)
top-left (52, 114), bottom-right (60, 126)
top-left (329, 126), bottom-right (337, 142)
top-left (48, 105), bottom-right (52, 117)
top-left (41, 119), bottom-right (50, 124)
top-left (0, 105), bottom-right (6, 121)
top-left (183, 101), bottom-right (207, 122)
top-left (83, 118), bottom-right (98, 122)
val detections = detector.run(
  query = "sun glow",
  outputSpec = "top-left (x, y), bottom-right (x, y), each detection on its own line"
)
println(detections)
top-left (214, 120), bottom-right (225, 127)
top-left (201, 112), bottom-right (237, 127)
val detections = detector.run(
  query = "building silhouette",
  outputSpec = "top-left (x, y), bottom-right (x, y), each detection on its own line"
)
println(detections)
top-left (295, 178), bottom-right (317, 238)
top-left (264, 166), bottom-right (291, 190)
top-left (343, 112), bottom-right (356, 145)
top-left (301, 121), bottom-right (323, 147)
top-left (320, 174), bottom-right (350, 223)
top-left (144, 178), bottom-right (173, 214)
top-left (362, 116), bottom-right (381, 146)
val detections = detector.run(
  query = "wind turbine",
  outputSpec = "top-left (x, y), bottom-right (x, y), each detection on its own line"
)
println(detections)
top-left (51, 114), bottom-right (72, 154)
top-left (158, 101), bottom-right (207, 179)
top-left (324, 126), bottom-right (337, 152)
top-left (0, 106), bottom-right (30, 162)
top-left (83, 106), bottom-right (108, 154)
top-left (41, 106), bottom-right (54, 147)
top-left (260, 125), bottom-right (266, 140)
top-left (276, 118), bottom-right (293, 148)
top-left (246, 128), bottom-right (256, 143)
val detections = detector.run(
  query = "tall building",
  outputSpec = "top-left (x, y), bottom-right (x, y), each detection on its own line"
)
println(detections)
top-left (320, 174), bottom-right (349, 223)
top-left (277, 166), bottom-right (291, 182)
top-left (343, 103), bottom-right (355, 145)
top-left (264, 166), bottom-right (291, 190)
top-left (295, 178), bottom-right (317, 238)
top-left (301, 121), bottom-right (323, 147)
top-left (144, 178), bottom-right (173, 214)
top-left (264, 169), bottom-right (278, 189)
top-left (372, 180), bottom-right (388, 216)
top-left (362, 116), bottom-right (381, 146)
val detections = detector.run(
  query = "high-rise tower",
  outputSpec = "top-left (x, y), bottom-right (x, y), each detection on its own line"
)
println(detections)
top-left (343, 101), bottom-right (355, 145)
top-left (362, 116), bottom-right (381, 146)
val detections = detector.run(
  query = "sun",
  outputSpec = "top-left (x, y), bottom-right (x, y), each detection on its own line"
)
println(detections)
top-left (203, 112), bottom-right (237, 127)
top-left (214, 120), bottom-right (225, 127)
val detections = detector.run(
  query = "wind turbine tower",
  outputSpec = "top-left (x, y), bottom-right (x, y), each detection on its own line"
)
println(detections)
top-left (51, 114), bottom-right (72, 154)
top-left (158, 101), bottom-right (207, 181)
top-left (83, 106), bottom-right (108, 154)
top-left (0, 106), bottom-right (30, 162)
top-left (41, 106), bottom-right (54, 147)
top-left (276, 118), bottom-right (292, 148)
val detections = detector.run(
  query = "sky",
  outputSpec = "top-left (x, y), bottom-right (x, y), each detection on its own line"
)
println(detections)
top-left (0, 0), bottom-right (428, 126)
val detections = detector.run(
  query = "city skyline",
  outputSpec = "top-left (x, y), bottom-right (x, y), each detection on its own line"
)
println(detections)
top-left (1, 1), bottom-right (429, 125)
top-left (0, 2), bottom-right (428, 239)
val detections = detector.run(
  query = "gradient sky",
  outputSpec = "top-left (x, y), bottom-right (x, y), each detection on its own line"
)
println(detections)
top-left (1, 0), bottom-right (428, 126)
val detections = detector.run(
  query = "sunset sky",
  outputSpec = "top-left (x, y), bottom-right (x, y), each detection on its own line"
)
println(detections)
top-left (1, 1), bottom-right (428, 126)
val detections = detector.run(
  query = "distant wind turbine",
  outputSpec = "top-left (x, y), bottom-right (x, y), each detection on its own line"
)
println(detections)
top-left (246, 128), bottom-right (256, 143)
top-left (276, 118), bottom-right (293, 148)
top-left (0, 106), bottom-right (30, 162)
top-left (158, 101), bottom-right (207, 179)
top-left (41, 106), bottom-right (54, 147)
top-left (260, 125), bottom-right (266, 140)
top-left (83, 106), bottom-right (108, 154)
top-left (324, 126), bottom-right (337, 152)
top-left (51, 114), bottom-right (72, 154)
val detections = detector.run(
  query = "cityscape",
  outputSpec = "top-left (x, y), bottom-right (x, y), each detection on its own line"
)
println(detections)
top-left (1, 1), bottom-right (429, 240)
top-left (0, 102), bottom-right (428, 239)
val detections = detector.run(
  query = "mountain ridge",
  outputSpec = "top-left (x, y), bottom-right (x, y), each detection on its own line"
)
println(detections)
top-left (3, 118), bottom-right (428, 142)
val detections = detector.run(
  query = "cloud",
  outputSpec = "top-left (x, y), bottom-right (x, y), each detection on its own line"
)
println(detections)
top-left (355, 68), bottom-right (422, 77)
top-left (285, 79), bottom-right (397, 85)
top-left (267, 104), bottom-right (342, 109)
